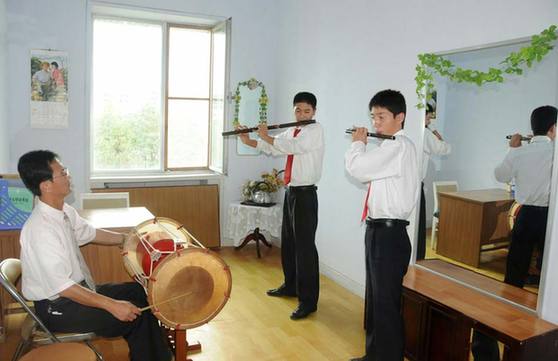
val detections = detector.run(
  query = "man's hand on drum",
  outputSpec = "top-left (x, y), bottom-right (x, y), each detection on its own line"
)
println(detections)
top-left (109, 300), bottom-right (142, 322)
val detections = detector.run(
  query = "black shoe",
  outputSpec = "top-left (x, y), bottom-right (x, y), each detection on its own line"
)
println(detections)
top-left (290, 304), bottom-right (317, 320)
top-left (266, 285), bottom-right (296, 297)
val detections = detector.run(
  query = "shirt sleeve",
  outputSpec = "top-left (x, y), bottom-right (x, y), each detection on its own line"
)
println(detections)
top-left (345, 139), bottom-right (404, 183)
top-left (424, 130), bottom-right (451, 156)
top-left (494, 150), bottom-right (514, 183)
top-left (273, 124), bottom-right (324, 155)
top-left (256, 124), bottom-right (323, 156)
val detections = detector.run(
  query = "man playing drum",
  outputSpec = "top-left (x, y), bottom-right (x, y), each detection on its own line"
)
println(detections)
top-left (17, 150), bottom-right (173, 361)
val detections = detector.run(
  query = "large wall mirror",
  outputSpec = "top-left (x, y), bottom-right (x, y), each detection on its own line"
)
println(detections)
top-left (233, 78), bottom-right (268, 155)
top-left (417, 35), bottom-right (558, 310)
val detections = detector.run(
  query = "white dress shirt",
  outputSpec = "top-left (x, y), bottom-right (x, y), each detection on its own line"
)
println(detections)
top-left (422, 128), bottom-right (451, 180)
top-left (345, 129), bottom-right (420, 220)
top-left (257, 122), bottom-right (324, 186)
top-left (19, 199), bottom-right (97, 300)
top-left (494, 136), bottom-right (554, 207)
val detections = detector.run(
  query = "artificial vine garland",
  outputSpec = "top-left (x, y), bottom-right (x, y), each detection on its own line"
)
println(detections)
top-left (415, 25), bottom-right (557, 108)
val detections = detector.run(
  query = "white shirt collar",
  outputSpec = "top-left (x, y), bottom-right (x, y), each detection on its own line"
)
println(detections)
top-left (36, 198), bottom-right (67, 222)
top-left (530, 135), bottom-right (552, 143)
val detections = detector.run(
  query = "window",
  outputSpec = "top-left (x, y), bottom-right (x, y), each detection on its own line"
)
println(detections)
top-left (90, 9), bottom-right (229, 176)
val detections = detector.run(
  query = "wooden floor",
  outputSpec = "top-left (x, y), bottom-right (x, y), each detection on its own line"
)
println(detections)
top-left (1, 246), bottom-right (372, 361)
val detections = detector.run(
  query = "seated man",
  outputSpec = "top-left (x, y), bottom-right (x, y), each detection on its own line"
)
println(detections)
top-left (17, 150), bottom-right (173, 361)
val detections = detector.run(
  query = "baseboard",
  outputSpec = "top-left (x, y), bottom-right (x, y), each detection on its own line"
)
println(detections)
top-left (319, 261), bottom-right (365, 298)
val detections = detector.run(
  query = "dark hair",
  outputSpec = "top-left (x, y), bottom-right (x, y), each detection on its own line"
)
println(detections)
top-left (369, 89), bottom-right (406, 128)
top-left (17, 150), bottom-right (59, 196)
top-left (50, 61), bottom-right (59, 69)
top-left (531, 106), bottom-right (557, 136)
top-left (293, 92), bottom-right (317, 109)
top-left (426, 103), bottom-right (434, 114)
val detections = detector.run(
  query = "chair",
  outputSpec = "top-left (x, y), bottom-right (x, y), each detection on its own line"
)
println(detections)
top-left (19, 342), bottom-right (96, 361)
top-left (79, 192), bottom-right (129, 210)
top-left (431, 181), bottom-right (458, 250)
top-left (0, 258), bottom-right (103, 361)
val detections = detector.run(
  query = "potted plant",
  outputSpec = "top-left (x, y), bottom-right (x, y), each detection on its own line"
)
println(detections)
top-left (242, 169), bottom-right (284, 204)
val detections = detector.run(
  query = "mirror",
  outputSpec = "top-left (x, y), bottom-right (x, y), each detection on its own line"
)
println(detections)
top-left (418, 37), bottom-right (558, 309)
top-left (233, 78), bottom-right (268, 155)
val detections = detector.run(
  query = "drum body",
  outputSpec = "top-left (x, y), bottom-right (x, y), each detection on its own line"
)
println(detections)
top-left (508, 201), bottom-right (522, 230)
top-left (122, 217), bottom-right (232, 329)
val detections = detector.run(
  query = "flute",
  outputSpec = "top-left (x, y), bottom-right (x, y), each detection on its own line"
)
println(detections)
top-left (505, 135), bottom-right (532, 141)
top-left (222, 119), bottom-right (315, 136)
top-left (345, 128), bottom-right (395, 140)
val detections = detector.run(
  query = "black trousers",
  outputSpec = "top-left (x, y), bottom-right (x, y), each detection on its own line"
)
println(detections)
top-left (281, 186), bottom-right (319, 308)
top-left (34, 282), bottom-right (172, 361)
top-left (364, 220), bottom-right (411, 361)
top-left (505, 205), bottom-right (548, 287)
top-left (472, 205), bottom-right (548, 361)
top-left (417, 182), bottom-right (426, 261)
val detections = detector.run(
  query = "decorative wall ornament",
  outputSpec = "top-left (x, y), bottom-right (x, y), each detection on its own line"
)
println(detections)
top-left (233, 78), bottom-right (268, 155)
top-left (415, 25), bottom-right (557, 108)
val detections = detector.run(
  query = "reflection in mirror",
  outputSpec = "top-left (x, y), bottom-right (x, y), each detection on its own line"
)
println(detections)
top-left (233, 78), bottom-right (268, 155)
top-left (417, 38), bottom-right (558, 309)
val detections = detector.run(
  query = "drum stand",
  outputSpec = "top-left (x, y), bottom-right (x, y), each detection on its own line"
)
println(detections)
top-left (165, 328), bottom-right (201, 361)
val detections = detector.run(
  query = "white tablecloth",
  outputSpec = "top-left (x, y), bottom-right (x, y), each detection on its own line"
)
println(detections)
top-left (225, 202), bottom-right (283, 246)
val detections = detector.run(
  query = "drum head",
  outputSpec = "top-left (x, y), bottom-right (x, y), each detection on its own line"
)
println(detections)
top-left (147, 248), bottom-right (232, 329)
top-left (123, 217), bottom-right (192, 279)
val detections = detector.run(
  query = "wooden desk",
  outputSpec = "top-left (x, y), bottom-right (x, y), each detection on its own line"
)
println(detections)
top-left (78, 207), bottom-right (154, 284)
top-left (0, 206), bottom-right (153, 342)
top-left (436, 189), bottom-right (514, 267)
top-left (403, 266), bottom-right (558, 361)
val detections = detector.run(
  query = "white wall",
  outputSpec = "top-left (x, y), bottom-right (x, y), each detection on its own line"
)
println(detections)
top-left (0, 0), bottom-right (7, 173)
top-left (273, 0), bottom-right (558, 321)
top-left (5, 0), bottom-right (282, 224)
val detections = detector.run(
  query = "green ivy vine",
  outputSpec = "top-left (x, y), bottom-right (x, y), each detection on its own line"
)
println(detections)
top-left (415, 25), bottom-right (557, 108)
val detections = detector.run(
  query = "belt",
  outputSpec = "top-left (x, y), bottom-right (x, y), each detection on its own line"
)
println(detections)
top-left (288, 185), bottom-right (317, 192)
top-left (366, 218), bottom-right (409, 228)
top-left (521, 205), bottom-right (549, 210)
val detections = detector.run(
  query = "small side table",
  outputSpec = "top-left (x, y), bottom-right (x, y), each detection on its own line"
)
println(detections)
top-left (225, 202), bottom-right (282, 258)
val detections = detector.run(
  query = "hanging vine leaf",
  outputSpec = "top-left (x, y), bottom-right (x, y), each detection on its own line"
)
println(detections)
top-left (415, 25), bottom-right (557, 108)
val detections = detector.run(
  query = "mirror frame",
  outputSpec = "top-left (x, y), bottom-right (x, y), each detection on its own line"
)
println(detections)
top-left (413, 33), bottom-right (558, 316)
top-left (233, 78), bottom-right (268, 155)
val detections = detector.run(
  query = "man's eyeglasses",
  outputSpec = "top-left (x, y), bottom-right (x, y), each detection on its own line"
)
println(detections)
top-left (52, 167), bottom-right (70, 180)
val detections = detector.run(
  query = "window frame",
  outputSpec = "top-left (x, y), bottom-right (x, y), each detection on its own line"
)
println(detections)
top-left (164, 23), bottom-right (213, 171)
top-left (86, 3), bottom-right (230, 181)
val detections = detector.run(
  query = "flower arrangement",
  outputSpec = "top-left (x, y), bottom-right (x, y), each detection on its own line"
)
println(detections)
top-left (242, 169), bottom-right (284, 201)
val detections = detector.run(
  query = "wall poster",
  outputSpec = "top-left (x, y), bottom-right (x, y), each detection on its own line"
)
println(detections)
top-left (30, 49), bottom-right (68, 128)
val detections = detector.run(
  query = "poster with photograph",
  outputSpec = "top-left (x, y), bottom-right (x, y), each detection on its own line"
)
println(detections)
top-left (30, 49), bottom-right (69, 128)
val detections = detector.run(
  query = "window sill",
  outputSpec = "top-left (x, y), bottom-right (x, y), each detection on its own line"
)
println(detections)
top-left (89, 170), bottom-right (224, 189)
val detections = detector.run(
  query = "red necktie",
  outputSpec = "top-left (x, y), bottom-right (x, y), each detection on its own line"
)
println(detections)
top-left (361, 183), bottom-right (371, 222)
top-left (284, 128), bottom-right (301, 185)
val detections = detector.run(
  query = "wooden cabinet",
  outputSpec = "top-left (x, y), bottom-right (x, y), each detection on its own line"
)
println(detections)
top-left (403, 266), bottom-right (558, 361)
top-left (0, 230), bottom-right (21, 342)
top-left (93, 185), bottom-right (220, 248)
top-left (437, 189), bottom-right (514, 267)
